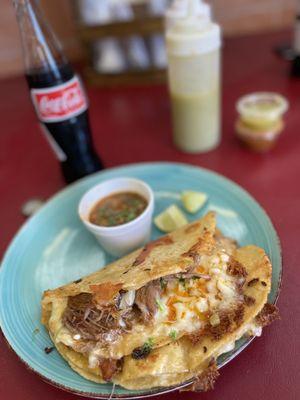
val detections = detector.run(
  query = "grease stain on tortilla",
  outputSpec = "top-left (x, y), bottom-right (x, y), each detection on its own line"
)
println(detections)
top-left (132, 236), bottom-right (174, 266)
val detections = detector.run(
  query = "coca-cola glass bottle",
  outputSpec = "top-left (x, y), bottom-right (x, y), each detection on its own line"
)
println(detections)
top-left (13, 0), bottom-right (104, 183)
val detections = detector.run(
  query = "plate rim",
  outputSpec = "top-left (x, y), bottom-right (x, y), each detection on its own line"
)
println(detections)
top-left (0, 161), bottom-right (282, 399)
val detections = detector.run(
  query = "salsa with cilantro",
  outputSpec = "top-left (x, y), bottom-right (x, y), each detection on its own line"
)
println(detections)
top-left (89, 192), bottom-right (147, 227)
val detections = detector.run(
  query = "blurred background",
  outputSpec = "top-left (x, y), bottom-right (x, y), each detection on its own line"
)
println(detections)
top-left (0, 0), bottom-right (296, 79)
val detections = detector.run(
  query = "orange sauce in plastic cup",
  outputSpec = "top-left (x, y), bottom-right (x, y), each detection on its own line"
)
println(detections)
top-left (235, 92), bottom-right (289, 152)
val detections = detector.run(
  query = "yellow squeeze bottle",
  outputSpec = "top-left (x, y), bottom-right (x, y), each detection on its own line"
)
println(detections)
top-left (166, 0), bottom-right (221, 153)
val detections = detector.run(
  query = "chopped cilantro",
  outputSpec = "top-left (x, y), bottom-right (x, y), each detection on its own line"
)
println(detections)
top-left (178, 276), bottom-right (186, 289)
top-left (169, 330), bottom-right (178, 341)
top-left (143, 337), bottom-right (154, 352)
top-left (160, 277), bottom-right (167, 290)
top-left (156, 298), bottom-right (165, 312)
top-left (132, 338), bottom-right (154, 359)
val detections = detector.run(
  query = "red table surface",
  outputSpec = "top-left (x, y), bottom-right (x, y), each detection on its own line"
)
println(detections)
top-left (0, 30), bottom-right (299, 400)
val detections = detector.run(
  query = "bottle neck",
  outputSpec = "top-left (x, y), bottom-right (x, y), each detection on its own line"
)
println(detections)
top-left (13, 0), bottom-right (68, 74)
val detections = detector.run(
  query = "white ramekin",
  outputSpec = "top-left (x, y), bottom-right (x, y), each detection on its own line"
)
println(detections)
top-left (78, 177), bottom-right (154, 257)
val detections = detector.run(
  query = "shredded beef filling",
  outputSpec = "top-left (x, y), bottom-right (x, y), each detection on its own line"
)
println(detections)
top-left (134, 268), bottom-right (208, 323)
top-left (63, 269), bottom-right (204, 342)
top-left (134, 279), bottom-right (162, 323)
top-left (63, 257), bottom-right (238, 344)
top-left (62, 252), bottom-right (246, 348)
top-left (63, 293), bottom-right (134, 342)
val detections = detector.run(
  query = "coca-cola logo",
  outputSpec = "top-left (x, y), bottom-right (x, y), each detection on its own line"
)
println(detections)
top-left (31, 76), bottom-right (88, 122)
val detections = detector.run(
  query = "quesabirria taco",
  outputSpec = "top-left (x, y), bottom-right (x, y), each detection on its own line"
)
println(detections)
top-left (42, 212), bottom-right (279, 391)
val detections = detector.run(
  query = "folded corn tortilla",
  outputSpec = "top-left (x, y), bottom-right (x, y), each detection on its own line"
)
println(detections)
top-left (41, 212), bottom-right (279, 391)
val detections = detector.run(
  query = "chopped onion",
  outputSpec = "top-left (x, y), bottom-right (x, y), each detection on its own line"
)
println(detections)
top-left (119, 290), bottom-right (135, 309)
top-left (210, 313), bottom-right (220, 327)
top-left (73, 334), bottom-right (81, 340)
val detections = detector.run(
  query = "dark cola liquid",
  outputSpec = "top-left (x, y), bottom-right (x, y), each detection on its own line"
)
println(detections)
top-left (291, 55), bottom-right (300, 77)
top-left (26, 63), bottom-right (103, 183)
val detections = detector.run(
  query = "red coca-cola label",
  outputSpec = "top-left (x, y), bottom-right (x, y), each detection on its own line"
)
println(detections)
top-left (31, 75), bottom-right (88, 122)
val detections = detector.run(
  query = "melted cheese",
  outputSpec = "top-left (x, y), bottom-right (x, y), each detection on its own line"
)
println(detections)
top-left (151, 249), bottom-right (240, 338)
top-left (216, 320), bottom-right (262, 358)
top-left (56, 327), bottom-right (77, 346)
top-left (243, 323), bottom-right (262, 337)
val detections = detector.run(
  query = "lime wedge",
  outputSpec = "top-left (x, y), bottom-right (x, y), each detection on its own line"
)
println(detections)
top-left (154, 204), bottom-right (188, 233)
top-left (181, 191), bottom-right (208, 214)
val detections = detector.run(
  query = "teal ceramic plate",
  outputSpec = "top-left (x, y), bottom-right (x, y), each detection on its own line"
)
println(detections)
top-left (0, 162), bottom-right (281, 399)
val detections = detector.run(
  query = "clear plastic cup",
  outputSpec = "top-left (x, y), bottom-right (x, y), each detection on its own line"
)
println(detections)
top-left (236, 92), bottom-right (289, 152)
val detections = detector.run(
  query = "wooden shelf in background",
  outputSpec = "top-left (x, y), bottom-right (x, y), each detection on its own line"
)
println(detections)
top-left (78, 17), bottom-right (164, 42)
top-left (83, 67), bottom-right (166, 87)
top-left (72, 2), bottom-right (166, 87)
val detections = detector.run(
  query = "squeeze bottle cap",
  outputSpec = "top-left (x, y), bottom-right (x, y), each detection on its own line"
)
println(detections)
top-left (166, 0), bottom-right (211, 29)
top-left (166, 0), bottom-right (221, 56)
